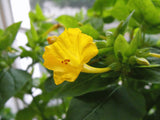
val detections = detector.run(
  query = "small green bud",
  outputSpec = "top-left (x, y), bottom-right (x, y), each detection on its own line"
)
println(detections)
top-left (136, 57), bottom-right (150, 65)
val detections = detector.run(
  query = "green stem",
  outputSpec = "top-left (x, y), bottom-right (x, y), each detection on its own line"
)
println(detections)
top-left (42, 23), bottom-right (62, 37)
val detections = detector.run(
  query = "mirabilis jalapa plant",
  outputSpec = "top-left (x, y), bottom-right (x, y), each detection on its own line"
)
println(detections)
top-left (42, 8), bottom-right (160, 120)
top-left (41, 1), bottom-right (160, 119)
top-left (2, 0), bottom-right (160, 120)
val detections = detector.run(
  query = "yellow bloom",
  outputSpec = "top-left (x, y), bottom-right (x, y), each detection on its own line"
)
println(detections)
top-left (43, 28), bottom-right (110, 85)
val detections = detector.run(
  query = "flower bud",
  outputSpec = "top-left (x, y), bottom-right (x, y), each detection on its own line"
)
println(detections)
top-left (47, 36), bottom-right (58, 44)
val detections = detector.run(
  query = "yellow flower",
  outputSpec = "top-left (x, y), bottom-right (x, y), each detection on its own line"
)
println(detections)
top-left (43, 28), bottom-right (110, 85)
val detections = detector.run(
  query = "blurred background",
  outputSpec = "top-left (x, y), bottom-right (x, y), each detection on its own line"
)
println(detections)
top-left (0, 0), bottom-right (95, 116)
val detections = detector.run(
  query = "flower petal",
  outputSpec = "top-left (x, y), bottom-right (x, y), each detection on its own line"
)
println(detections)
top-left (53, 65), bottom-right (82, 85)
top-left (79, 33), bottom-right (98, 63)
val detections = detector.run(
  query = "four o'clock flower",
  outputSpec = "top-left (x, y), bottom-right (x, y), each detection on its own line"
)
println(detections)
top-left (43, 28), bottom-right (111, 85)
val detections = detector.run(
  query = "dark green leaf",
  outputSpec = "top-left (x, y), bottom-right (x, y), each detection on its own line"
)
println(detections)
top-left (15, 107), bottom-right (35, 120)
top-left (103, 16), bottom-right (115, 23)
top-left (44, 72), bottom-right (119, 98)
top-left (66, 86), bottom-right (146, 120)
top-left (0, 68), bottom-right (31, 109)
top-left (128, 67), bottom-right (160, 84)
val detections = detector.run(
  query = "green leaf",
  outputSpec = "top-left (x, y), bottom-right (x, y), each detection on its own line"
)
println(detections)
top-left (19, 46), bottom-right (37, 60)
top-left (91, 0), bottom-right (116, 15)
top-left (30, 21), bottom-right (38, 41)
top-left (0, 107), bottom-right (15, 120)
top-left (0, 22), bottom-right (21, 50)
top-left (44, 72), bottom-right (119, 98)
top-left (75, 9), bottom-right (84, 21)
top-left (113, 10), bottom-right (135, 39)
top-left (35, 4), bottom-right (46, 21)
top-left (15, 107), bottom-right (35, 120)
top-left (106, 31), bottom-right (114, 47)
top-left (128, 67), bottom-right (160, 84)
top-left (0, 29), bottom-right (4, 36)
top-left (56, 15), bottom-right (79, 28)
top-left (126, 30), bottom-right (142, 56)
top-left (87, 17), bottom-right (104, 32)
top-left (127, 0), bottom-right (160, 25)
top-left (152, 0), bottom-right (160, 8)
top-left (0, 68), bottom-right (31, 109)
top-left (80, 24), bottom-right (100, 39)
top-left (29, 4), bottom-right (46, 22)
top-left (94, 40), bottom-right (107, 49)
top-left (114, 35), bottom-right (129, 62)
top-left (66, 86), bottom-right (146, 120)
top-left (111, 0), bottom-right (129, 20)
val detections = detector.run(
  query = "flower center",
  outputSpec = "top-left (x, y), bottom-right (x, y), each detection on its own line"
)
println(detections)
top-left (61, 59), bottom-right (70, 64)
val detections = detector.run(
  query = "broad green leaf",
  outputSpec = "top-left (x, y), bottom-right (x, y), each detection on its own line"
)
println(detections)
top-left (56, 15), bottom-right (79, 28)
top-left (0, 22), bottom-right (21, 50)
top-left (111, 0), bottom-right (129, 20)
top-left (0, 68), bottom-right (31, 109)
top-left (114, 35), bottom-right (129, 62)
top-left (128, 67), bottom-right (160, 84)
top-left (15, 107), bottom-right (35, 120)
top-left (127, 0), bottom-right (160, 25)
top-left (66, 86), bottom-right (146, 120)
top-left (91, 0), bottom-right (117, 15)
top-left (80, 24), bottom-right (100, 39)
top-left (44, 72), bottom-right (119, 98)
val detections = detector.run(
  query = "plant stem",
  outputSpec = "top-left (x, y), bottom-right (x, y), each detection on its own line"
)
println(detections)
top-left (42, 23), bottom-right (63, 37)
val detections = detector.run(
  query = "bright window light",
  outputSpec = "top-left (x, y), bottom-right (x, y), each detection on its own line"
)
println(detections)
top-left (10, 0), bottom-right (31, 29)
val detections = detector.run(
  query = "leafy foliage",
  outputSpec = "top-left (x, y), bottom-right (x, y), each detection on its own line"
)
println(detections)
top-left (1, 1), bottom-right (160, 120)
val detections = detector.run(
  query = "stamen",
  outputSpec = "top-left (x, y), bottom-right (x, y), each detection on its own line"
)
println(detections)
top-left (61, 59), bottom-right (70, 64)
